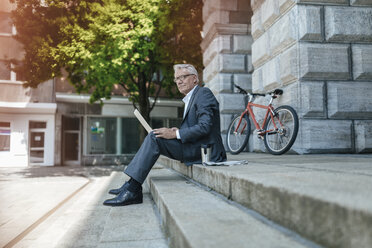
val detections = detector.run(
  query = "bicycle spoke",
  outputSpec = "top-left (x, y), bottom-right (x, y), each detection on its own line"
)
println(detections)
top-left (280, 112), bottom-right (289, 124)
top-left (278, 134), bottom-right (287, 148)
top-left (227, 115), bottom-right (250, 154)
top-left (265, 108), bottom-right (296, 153)
top-left (264, 105), bottom-right (299, 155)
top-left (275, 134), bottom-right (280, 150)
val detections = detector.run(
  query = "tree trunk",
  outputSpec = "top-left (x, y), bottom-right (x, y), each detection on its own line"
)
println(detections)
top-left (138, 78), bottom-right (150, 143)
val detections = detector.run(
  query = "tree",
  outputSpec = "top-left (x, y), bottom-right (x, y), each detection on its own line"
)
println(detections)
top-left (10, 0), bottom-right (203, 124)
top-left (10, 0), bottom-right (96, 88)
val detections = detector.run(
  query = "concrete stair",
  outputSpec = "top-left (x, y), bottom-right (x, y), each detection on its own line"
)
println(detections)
top-left (156, 153), bottom-right (372, 248)
top-left (147, 168), bottom-right (319, 248)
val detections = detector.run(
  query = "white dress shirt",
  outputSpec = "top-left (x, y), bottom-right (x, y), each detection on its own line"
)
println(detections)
top-left (176, 85), bottom-right (197, 139)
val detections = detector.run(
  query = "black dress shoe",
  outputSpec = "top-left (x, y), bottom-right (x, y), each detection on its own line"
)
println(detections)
top-left (103, 189), bottom-right (143, 207)
top-left (108, 181), bottom-right (129, 195)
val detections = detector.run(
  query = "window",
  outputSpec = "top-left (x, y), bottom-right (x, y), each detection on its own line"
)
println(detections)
top-left (0, 60), bottom-right (10, 80)
top-left (62, 116), bottom-right (80, 162)
top-left (87, 117), bottom-right (117, 154)
top-left (0, 122), bottom-right (11, 151)
top-left (86, 116), bottom-right (182, 156)
top-left (0, 61), bottom-right (25, 82)
top-left (11, 62), bottom-right (27, 82)
top-left (169, 118), bottom-right (182, 128)
top-left (150, 118), bottom-right (182, 129)
top-left (150, 118), bottom-right (165, 129)
top-left (63, 116), bottom-right (80, 131)
top-left (15, 68), bottom-right (26, 81)
top-left (0, 12), bottom-right (12, 34)
top-left (29, 121), bottom-right (46, 164)
top-left (121, 118), bottom-right (140, 154)
top-left (30, 121), bottom-right (47, 129)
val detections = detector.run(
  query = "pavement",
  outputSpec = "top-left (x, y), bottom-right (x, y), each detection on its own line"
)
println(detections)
top-left (0, 153), bottom-right (371, 248)
top-left (0, 165), bottom-right (167, 248)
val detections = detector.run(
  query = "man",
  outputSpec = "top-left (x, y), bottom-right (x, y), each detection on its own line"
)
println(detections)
top-left (103, 64), bottom-right (226, 207)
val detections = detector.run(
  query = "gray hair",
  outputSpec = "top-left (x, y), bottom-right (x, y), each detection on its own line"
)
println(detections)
top-left (173, 64), bottom-right (199, 83)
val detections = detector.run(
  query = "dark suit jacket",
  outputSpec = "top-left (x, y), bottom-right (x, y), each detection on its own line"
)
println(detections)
top-left (178, 85), bottom-right (227, 165)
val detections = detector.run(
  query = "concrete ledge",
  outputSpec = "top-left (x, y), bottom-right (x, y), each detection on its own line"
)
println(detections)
top-left (148, 167), bottom-right (312, 248)
top-left (157, 154), bottom-right (372, 248)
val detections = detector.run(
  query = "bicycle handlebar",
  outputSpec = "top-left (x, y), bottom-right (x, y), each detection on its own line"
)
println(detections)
top-left (234, 84), bottom-right (282, 97)
top-left (234, 84), bottom-right (248, 95)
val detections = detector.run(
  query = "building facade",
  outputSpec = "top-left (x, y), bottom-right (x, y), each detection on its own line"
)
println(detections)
top-left (54, 89), bottom-right (182, 166)
top-left (2, 0), bottom-right (371, 168)
top-left (202, 0), bottom-right (372, 153)
top-left (0, 1), bottom-right (182, 167)
top-left (0, 2), bottom-right (57, 166)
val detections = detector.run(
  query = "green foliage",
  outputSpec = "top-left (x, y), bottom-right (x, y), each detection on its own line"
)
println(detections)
top-left (58, 0), bottom-right (160, 103)
top-left (11, 0), bottom-right (202, 120)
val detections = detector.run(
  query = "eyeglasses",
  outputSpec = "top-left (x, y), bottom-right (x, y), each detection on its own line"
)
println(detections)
top-left (174, 74), bottom-right (194, 83)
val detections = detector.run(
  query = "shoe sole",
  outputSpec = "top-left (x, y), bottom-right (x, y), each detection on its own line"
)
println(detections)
top-left (108, 191), bottom-right (121, 195)
top-left (108, 188), bottom-right (128, 195)
top-left (103, 199), bottom-right (143, 207)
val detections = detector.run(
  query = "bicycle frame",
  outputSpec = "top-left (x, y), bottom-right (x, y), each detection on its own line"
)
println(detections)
top-left (235, 101), bottom-right (282, 135)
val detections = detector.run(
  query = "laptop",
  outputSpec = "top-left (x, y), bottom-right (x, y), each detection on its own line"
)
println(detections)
top-left (134, 109), bottom-right (153, 133)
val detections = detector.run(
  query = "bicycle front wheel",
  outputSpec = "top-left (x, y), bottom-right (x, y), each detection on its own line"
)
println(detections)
top-left (226, 114), bottom-right (251, 154)
top-left (263, 105), bottom-right (299, 155)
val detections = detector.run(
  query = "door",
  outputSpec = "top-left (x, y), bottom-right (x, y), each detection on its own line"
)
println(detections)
top-left (29, 121), bottom-right (46, 165)
top-left (62, 116), bottom-right (80, 165)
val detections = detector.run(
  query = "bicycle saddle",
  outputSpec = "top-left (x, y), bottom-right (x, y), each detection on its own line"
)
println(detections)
top-left (272, 89), bottom-right (283, 95)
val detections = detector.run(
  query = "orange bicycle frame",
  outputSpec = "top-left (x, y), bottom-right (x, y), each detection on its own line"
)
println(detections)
top-left (235, 102), bottom-right (282, 135)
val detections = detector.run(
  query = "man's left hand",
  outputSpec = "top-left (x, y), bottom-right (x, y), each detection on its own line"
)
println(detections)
top-left (153, 128), bottom-right (178, 139)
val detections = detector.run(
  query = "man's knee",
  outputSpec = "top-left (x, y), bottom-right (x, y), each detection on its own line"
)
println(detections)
top-left (144, 132), bottom-right (160, 150)
top-left (147, 131), bottom-right (157, 143)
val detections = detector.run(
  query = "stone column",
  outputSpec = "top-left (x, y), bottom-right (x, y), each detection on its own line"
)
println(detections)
top-left (251, 0), bottom-right (372, 153)
top-left (201, 0), bottom-right (253, 148)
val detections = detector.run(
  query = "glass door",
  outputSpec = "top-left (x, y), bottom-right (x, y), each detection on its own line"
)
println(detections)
top-left (29, 121), bottom-right (46, 165)
top-left (62, 116), bottom-right (80, 165)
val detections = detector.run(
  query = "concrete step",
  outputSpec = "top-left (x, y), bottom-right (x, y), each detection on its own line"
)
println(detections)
top-left (147, 167), bottom-right (320, 248)
top-left (14, 170), bottom-right (168, 248)
top-left (156, 153), bottom-right (372, 248)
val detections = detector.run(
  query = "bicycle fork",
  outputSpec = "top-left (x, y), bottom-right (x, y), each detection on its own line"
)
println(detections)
top-left (234, 114), bottom-right (248, 135)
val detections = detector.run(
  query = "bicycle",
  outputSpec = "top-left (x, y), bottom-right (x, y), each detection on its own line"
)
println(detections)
top-left (226, 84), bottom-right (299, 155)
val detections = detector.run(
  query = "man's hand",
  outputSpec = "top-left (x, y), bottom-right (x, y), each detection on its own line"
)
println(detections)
top-left (153, 127), bottom-right (178, 139)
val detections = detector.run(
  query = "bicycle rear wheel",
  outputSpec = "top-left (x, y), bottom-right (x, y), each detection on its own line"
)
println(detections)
top-left (226, 114), bottom-right (251, 154)
top-left (263, 105), bottom-right (298, 155)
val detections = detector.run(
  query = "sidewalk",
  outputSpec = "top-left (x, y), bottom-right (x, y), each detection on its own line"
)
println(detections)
top-left (0, 166), bottom-right (88, 247)
top-left (0, 165), bottom-right (168, 248)
top-left (0, 153), bottom-right (371, 247)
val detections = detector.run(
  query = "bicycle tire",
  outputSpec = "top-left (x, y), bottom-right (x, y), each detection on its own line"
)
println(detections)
top-left (226, 114), bottom-right (251, 154)
top-left (263, 105), bottom-right (299, 155)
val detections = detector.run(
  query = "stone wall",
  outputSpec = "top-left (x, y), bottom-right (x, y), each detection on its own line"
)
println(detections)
top-left (250, 0), bottom-right (372, 153)
top-left (202, 0), bottom-right (253, 148)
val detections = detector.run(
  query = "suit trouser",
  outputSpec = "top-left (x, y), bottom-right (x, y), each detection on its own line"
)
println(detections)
top-left (124, 132), bottom-right (183, 184)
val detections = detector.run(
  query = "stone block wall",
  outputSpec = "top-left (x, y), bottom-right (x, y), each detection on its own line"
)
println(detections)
top-left (251, 0), bottom-right (372, 153)
top-left (202, 0), bottom-right (253, 148)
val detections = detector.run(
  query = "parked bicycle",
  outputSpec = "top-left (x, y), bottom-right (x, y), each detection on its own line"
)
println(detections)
top-left (226, 84), bottom-right (299, 155)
